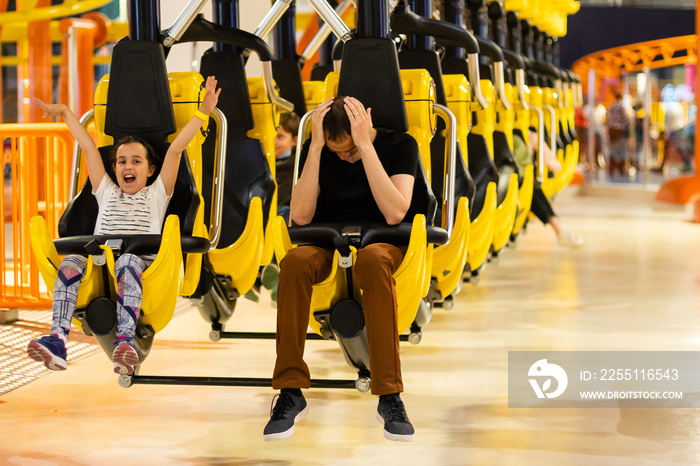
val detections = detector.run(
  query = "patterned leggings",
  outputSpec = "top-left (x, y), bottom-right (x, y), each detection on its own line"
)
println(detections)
top-left (50, 253), bottom-right (147, 343)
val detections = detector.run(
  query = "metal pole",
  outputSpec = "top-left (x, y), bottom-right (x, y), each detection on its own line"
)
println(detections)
top-left (586, 68), bottom-right (596, 183)
top-left (642, 67), bottom-right (652, 185)
top-left (255, 0), bottom-right (294, 40)
top-left (127, 0), bottom-right (160, 42)
top-left (67, 26), bottom-right (79, 114)
top-left (307, 0), bottom-right (354, 41)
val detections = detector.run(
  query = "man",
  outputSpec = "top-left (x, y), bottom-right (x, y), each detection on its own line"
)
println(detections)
top-left (264, 96), bottom-right (419, 442)
top-left (605, 92), bottom-right (631, 177)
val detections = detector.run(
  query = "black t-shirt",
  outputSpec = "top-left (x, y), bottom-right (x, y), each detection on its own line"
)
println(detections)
top-left (298, 128), bottom-right (419, 224)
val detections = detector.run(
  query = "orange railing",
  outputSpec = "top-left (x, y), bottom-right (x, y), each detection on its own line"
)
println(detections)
top-left (0, 123), bottom-right (74, 308)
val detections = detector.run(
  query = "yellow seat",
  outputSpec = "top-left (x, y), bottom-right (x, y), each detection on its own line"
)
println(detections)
top-left (443, 73), bottom-right (497, 275)
top-left (402, 69), bottom-right (470, 303)
top-left (30, 214), bottom-right (185, 335)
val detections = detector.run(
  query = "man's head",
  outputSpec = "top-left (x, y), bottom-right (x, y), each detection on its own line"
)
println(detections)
top-left (323, 96), bottom-right (359, 162)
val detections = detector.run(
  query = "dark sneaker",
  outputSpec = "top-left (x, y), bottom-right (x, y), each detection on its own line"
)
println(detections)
top-left (377, 394), bottom-right (415, 442)
top-left (113, 340), bottom-right (139, 375)
top-left (27, 334), bottom-right (67, 371)
top-left (263, 391), bottom-right (308, 441)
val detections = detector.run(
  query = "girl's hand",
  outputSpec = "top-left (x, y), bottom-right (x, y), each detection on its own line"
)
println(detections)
top-left (199, 76), bottom-right (222, 115)
top-left (311, 98), bottom-right (333, 149)
top-left (34, 98), bottom-right (67, 119)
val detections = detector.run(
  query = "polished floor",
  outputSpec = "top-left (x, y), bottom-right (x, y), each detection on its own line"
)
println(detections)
top-left (2, 186), bottom-right (700, 465)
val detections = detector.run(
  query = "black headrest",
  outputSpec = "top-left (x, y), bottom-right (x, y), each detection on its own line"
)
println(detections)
top-left (105, 39), bottom-right (175, 152)
top-left (338, 38), bottom-right (408, 133)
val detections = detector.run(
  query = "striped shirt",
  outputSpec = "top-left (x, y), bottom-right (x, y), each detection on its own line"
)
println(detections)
top-left (93, 174), bottom-right (171, 235)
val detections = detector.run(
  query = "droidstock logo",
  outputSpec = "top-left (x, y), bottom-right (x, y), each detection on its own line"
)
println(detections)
top-left (528, 359), bottom-right (568, 399)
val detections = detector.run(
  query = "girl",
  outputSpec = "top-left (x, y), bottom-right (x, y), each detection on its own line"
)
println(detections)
top-left (27, 76), bottom-right (221, 375)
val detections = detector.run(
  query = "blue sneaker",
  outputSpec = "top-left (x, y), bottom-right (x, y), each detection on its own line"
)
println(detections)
top-left (27, 334), bottom-right (67, 371)
top-left (112, 340), bottom-right (139, 375)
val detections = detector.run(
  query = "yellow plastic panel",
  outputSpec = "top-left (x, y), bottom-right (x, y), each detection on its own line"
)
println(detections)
top-left (466, 182), bottom-right (497, 273)
top-left (491, 173), bottom-right (519, 252)
top-left (443, 74), bottom-right (472, 167)
top-left (432, 197), bottom-right (470, 299)
top-left (207, 197), bottom-right (266, 296)
top-left (512, 164), bottom-right (534, 236)
top-left (472, 80), bottom-right (496, 158)
top-left (401, 69), bottom-right (435, 180)
top-left (248, 77), bottom-right (281, 266)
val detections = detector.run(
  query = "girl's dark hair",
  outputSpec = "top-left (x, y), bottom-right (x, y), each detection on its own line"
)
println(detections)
top-left (323, 96), bottom-right (352, 142)
top-left (110, 136), bottom-right (159, 169)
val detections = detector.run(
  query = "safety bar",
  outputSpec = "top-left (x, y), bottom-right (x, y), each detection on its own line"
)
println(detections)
top-left (515, 68), bottom-right (529, 110)
top-left (177, 17), bottom-right (294, 112)
top-left (433, 104), bottom-right (456, 240)
top-left (502, 48), bottom-right (527, 110)
top-left (253, 0), bottom-right (294, 40)
top-left (162, 0), bottom-right (208, 47)
top-left (69, 107), bottom-right (227, 250)
top-left (562, 80), bottom-right (570, 109)
top-left (474, 36), bottom-right (509, 110)
top-left (207, 107), bottom-right (227, 250)
top-left (543, 104), bottom-right (557, 166)
top-left (293, 109), bottom-right (314, 189)
top-left (70, 109), bottom-right (94, 199)
top-left (389, 4), bottom-right (486, 110)
top-left (554, 77), bottom-right (564, 109)
top-left (468, 54), bottom-right (489, 110)
top-left (493, 61), bottom-right (511, 110)
top-left (293, 105), bottom-right (455, 238)
top-left (262, 61), bottom-right (295, 112)
top-left (301, 0), bottom-right (354, 62)
top-left (308, 0), bottom-right (354, 42)
top-left (530, 106), bottom-right (545, 182)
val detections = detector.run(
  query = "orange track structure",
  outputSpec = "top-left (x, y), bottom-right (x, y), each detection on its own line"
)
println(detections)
top-left (573, 31), bottom-right (700, 205)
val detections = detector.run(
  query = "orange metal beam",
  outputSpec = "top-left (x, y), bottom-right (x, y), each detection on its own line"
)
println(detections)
top-left (656, 0), bottom-right (700, 206)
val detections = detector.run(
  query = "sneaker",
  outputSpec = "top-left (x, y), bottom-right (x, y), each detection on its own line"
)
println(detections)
top-left (261, 264), bottom-right (280, 292)
top-left (558, 230), bottom-right (584, 248)
top-left (376, 394), bottom-right (415, 442)
top-left (27, 334), bottom-right (67, 371)
top-left (243, 287), bottom-right (260, 303)
top-left (113, 340), bottom-right (139, 375)
top-left (263, 391), bottom-right (308, 441)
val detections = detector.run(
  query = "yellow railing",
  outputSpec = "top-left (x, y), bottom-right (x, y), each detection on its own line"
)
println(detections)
top-left (0, 0), bottom-right (111, 25)
top-left (0, 123), bottom-right (74, 308)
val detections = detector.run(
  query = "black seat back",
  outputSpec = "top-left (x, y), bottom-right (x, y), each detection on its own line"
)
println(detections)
top-left (337, 37), bottom-right (437, 227)
top-left (199, 49), bottom-right (275, 248)
top-left (398, 48), bottom-right (476, 218)
top-left (59, 39), bottom-right (199, 239)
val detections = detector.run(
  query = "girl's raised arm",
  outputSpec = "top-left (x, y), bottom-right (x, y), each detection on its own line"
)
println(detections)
top-left (159, 76), bottom-right (221, 196)
top-left (35, 99), bottom-right (106, 190)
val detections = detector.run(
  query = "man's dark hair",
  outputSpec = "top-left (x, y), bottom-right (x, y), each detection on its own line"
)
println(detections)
top-left (323, 96), bottom-right (352, 142)
top-left (110, 135), bottom-right (160, 169)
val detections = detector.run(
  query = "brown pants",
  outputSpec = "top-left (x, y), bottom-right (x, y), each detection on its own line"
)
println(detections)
top-left (272, 243), bottom-right (406, 395)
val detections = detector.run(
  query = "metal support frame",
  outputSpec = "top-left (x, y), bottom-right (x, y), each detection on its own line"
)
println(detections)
top-left (308, 0), bottom-right (354, 42)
